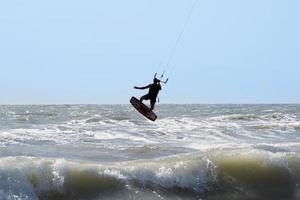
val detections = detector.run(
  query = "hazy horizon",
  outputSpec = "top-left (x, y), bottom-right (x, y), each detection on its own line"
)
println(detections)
top-left (1, 103), bottom-right (300, 106)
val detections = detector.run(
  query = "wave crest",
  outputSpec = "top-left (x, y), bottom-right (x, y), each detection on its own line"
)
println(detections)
top-left (0, 151), bottom-right (299, 199)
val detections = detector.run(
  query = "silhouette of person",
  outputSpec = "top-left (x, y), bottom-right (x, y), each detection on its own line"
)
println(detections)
top-left (134, 78), bottom-right (162, 111)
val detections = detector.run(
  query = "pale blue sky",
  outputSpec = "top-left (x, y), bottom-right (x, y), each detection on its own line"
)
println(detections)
top-left (0, 0), bottom-right (299, 104)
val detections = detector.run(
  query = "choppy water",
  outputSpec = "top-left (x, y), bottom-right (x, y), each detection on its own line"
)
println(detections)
top-left (0, 104), bottom-right (299, 200)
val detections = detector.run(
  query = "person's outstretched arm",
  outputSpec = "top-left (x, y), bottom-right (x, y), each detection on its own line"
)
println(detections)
top-left (134, 84), bottom-right (151, 90)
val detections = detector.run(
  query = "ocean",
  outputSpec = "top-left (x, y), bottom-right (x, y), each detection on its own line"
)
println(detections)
top-left (0, 104), bottom-right (299, 200)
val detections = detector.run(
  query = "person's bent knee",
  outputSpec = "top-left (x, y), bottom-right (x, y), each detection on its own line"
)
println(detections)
top-left (140, 96), bottom-right (146, 102)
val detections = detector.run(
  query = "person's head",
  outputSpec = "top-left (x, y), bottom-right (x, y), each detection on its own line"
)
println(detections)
top-left (153, 78), bottom-right (160, 84)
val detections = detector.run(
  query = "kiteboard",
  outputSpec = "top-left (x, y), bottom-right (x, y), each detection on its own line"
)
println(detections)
top-left (130, 97), bottom-right (157, 121)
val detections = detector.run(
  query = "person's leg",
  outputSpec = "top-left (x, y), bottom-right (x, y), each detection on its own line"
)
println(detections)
top-left (140, 94), bottom-right (149, 102)
top-left (150, 99), bottom-right (156, 111)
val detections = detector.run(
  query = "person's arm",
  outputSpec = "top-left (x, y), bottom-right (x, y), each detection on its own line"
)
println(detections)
top-left (134, 84), bottom-right (151, 90)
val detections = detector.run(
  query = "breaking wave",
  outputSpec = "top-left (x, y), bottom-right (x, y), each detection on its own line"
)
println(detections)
top-left (0, 151), bottom-right (299, 200)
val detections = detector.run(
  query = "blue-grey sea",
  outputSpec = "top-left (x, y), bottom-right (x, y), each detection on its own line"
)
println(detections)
top-left (0, 104), bottom-right (299, 200)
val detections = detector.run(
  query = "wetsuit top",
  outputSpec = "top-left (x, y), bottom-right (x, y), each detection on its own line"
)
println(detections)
top-left (148, 84), bottom-right (161, 99)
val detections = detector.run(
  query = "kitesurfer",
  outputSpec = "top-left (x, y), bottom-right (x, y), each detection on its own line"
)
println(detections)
top-left (134, 78), bottom-right (162, 111)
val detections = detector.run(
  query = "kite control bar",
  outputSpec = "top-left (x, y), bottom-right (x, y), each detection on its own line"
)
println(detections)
top-left (154, 73), bottom-right (169, 84)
